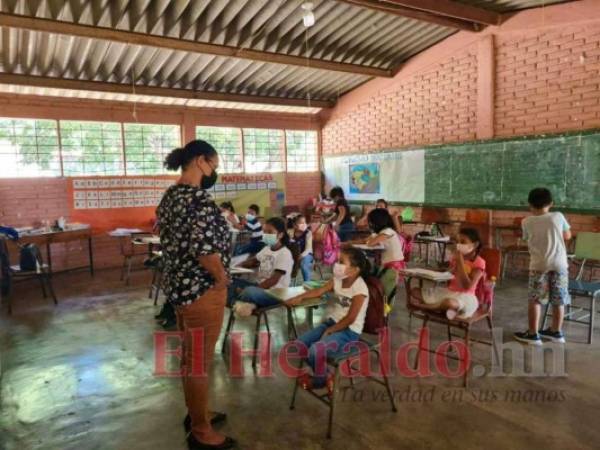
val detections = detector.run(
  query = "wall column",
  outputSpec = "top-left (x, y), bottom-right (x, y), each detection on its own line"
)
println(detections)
top-left (477, 34), bottom-right (495, 139)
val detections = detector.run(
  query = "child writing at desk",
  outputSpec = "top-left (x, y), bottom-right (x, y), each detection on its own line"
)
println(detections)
top-left (287, 248), bottom-right (370, 392)
top-left (228, 217), bottom-right (296, 317)
top-left (410, 228), bottom-right (485, 320)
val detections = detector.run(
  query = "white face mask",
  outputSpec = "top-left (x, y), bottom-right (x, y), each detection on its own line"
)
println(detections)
top-left (246, 213), bottom-right (255, 222)
top-left (456, 243), bottom-right (475, 255)
top-left (298, 223), bottom-right (308, 232)
top-left (262, 233), bottom-right (278, 247)
top-left (333, 263), bottom-right (348, 280)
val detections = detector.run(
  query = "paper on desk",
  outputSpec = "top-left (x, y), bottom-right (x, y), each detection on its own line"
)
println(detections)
top-left (402, 268), bottom-right (453, 281)
top-left (230, 253), bottom-right (250, 267)
top-left (109, 228), bottom-right (143, 236)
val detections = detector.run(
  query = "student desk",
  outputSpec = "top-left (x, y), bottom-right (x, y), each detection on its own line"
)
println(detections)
top-left (268, 286), bottom-right (326, 338)
top-left (15, 228), bottom-right (94, 275)
top-left (413, 235), bottom-right (453, 266)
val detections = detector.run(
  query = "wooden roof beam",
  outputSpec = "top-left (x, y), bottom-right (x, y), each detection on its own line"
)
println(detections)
top-left (0, 12), bottom-right (393, 78)
top-left (383, 0), bottom-right (502, 26)
top-left (0, 73), bottom-right (334, 108)
top-left (337, 0), bottom-right (500, 31)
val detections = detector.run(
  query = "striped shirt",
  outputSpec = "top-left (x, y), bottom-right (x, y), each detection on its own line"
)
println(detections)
top-left (245, 218), bottom-right (263, 241)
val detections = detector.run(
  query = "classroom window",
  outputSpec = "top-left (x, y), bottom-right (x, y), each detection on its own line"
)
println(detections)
top-left (59, 121), bottom-right (124, 176)
top-left (242, 128), bottom-right (285, 173)
top-left (196, 126), bottom-right (243, 173)
top-left (285, 130), bottom-right (318, 172)
top-left (0, 118), bottom-right (61, 177)
top-left (124, 123), bottom-right (181, 175)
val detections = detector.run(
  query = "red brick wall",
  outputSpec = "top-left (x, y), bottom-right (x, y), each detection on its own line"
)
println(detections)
top-left (320, 1), bottom-right (600, 270)
top-left (0, 96), bottom-right (322, 270)
top-left (322, 48), bottom-right (478, 153)
top-left (495, 22), bottom-right (600, 136)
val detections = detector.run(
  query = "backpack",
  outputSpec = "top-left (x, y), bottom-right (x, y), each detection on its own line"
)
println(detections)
top-left (321, 225), bottom-right (340, 266)
top-left (19, 243), bottom-right (42, 272)
top-left (363, 275), bottom-right (387, 334)
top-left (398, 232), bottom-right (413, 262)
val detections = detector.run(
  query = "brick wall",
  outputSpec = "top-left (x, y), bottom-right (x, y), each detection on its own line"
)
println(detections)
top-left (0, 96), bottom-right (322, 270)
top-left (495, 22), bottom-right (600, 136)
top-left (322, 48), bottom-right (478, 153)
top-left (320, 0), bottom-right (600, 275)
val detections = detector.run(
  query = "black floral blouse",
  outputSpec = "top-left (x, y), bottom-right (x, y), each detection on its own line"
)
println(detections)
top-left (156, 184), bottom-right (231, 306)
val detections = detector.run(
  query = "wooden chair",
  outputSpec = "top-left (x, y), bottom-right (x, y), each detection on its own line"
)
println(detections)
top-left (542, 232), bottom-right (600, 344)
top-left (289, 269), bottom-right (398, 439)
top-left (500, 217), bottom-right (529, 280)
top-left (147, 250), bottom-right (163, 306)
top-left (0, 239), bottom-right (57, 314)
top-left (406, 248), bottom-right (501, 388)
top-left (119, 232), bottom-right (156, 285)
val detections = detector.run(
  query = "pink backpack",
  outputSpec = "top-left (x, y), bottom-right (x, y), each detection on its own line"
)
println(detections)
top-left (321, 225), bottom-right (340, 266)
top-left (398, 232), bottom-right (413, 263)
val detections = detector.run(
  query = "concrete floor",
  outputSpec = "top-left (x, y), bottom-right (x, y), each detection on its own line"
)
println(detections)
top-left (1, 268), bottom-right (599, 450)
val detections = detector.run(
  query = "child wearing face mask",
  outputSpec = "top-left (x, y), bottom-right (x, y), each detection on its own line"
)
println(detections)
top-left (410, 228), bottom-right (485, 320)
top-left (290, 215), bottom-right (314, 282)
top-left (219, 201), bottom-right (240, 230)
top-left (234, 204), bottom-right (264, 255)
top-left (287, 248), bottom-right (370, 391)
top-left (228, 217), bottom-right (297, 316)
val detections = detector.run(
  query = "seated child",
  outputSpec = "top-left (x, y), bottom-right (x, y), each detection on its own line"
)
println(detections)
top-left (235, 204), bottom-right (264, 255)
top-left (219, 201), bottom-right (240, 230)
top-left (346, 208), bottom-right (405, 273)
top-left (356, 199), bottom-right (403, 234)
top-left (228, 217), bottom-right (296, 316)
top-left (290, 215), bottom-right (314, 282)
top-left (410, 228), bottom-right (485, 320)
top-left (287, 248), bottom-right (370, 391)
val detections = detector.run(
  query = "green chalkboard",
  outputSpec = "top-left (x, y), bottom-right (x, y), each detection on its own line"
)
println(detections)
top-left (423, 131), bottom-right (600, 213)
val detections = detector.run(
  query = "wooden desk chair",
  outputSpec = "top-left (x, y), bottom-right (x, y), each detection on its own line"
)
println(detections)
top-left (415, 207), bottom-right (450, 265)
top-left (542, 232), bottom-right (600, 344)
top-left (500, 217), bottom-right (528, 280)
top-left (406, 248), bottom-right (501, 388)
top-left (0, 239), bottom-right (57, 314)
top-left (119, 232), bottom-right (156, 285)
top-left (147, 250), bottom-right (163, 306)
top-left (289, 269), bottom-right (398, 439)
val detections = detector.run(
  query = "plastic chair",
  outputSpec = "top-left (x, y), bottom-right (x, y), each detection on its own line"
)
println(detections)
top-left (542, 232), bottom-right (600, 344)
top-left (0, 239), bottom-right (57, 314)
top-left (406, 247), bottom-right (501, 388)
top-left (289, 270), bottom-right (398, 439)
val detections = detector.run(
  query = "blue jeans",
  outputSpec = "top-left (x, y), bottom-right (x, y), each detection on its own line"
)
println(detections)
top-left (337, 222), bottom-right (356, 242)
top-left (235, 240), bottom-right (265, 256)
top-left (227, 277), bottom-right (279, 308)
top-left (299, 254), bottom-right (314, 282)
top-left (297, 318), bottom-right (360, 388)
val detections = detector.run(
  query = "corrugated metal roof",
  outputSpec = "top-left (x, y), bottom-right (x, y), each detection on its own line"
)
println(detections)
top-left (0, 0), bottom-right (575, 111)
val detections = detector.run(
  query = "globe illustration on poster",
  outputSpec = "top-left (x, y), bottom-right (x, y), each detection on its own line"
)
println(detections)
top-left (349, 163), bottom-right (380, 194)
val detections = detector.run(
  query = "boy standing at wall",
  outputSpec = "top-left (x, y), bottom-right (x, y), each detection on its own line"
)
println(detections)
top-left (514, 188), bottom-right (572, 345)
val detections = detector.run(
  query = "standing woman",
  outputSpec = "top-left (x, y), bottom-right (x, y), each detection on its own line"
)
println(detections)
top-left (329, 186), bottom-right (355, 242)
top-left (157, 140), bottom-right (235, 450)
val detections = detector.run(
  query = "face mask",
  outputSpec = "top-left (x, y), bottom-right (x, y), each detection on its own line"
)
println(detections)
top-left (333, 263), bottom-right (349, 280)
top-left (200, 170), bottom-right (217, 190)
top-left (298, 223), bottom-right (308, 232)
top-left (262, 233), bottom-right (278, 247)
top-left (456, 243), bottom-right (474, 255)
top-left (246, 213), bottom-right (256, 222)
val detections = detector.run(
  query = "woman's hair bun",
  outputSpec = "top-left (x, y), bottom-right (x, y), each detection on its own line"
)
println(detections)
top-left (164, 147), bottom-right (186, 171)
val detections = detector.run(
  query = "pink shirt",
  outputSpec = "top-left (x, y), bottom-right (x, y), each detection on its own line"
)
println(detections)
top-left (447, 255), bottom-right (486, 294)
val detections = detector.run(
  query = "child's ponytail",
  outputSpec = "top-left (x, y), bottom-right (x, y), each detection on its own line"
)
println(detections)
top-left (341, 247), bottom-right (371, 279)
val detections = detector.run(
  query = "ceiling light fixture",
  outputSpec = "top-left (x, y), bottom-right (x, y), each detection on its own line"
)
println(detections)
top-left (302, 2), bottom-right (315, 28)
